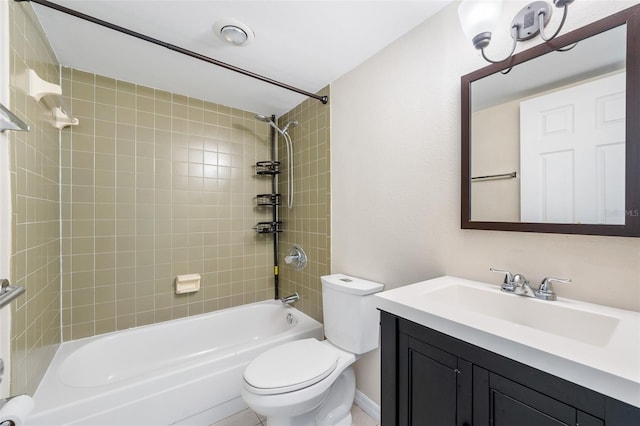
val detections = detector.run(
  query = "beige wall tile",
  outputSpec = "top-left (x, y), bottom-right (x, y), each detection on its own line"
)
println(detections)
top-left (9, 0), bottom-right (61, 395)
top-left (61, 70), bottom-right (274, 336)
top-left (277, 86), bottom-right (331, 322)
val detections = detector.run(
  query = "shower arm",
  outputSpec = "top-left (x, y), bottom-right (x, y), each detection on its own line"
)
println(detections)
top-left (15, 0), bottom-right (329, 105)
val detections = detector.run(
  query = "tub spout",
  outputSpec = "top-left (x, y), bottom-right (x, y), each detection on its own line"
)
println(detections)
top-left (280, 293), bottom-right (299, 305)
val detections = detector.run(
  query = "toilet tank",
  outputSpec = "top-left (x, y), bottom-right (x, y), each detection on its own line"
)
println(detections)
top-left (321, 274), bottom-right (384, 354)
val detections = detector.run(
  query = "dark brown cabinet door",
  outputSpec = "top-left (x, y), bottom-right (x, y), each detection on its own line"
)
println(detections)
top-left (406, 346), bottom-right (456, 424)
top-left (492, 392), bottom-right (570, 426)
top-left (487, 372), bottom-right (575, 426)
top-left (399, 335), bottom-right (471, 426)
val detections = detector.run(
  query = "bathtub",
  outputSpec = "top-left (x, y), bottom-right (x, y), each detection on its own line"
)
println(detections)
top-left (27, 300), bottom-right (323, 426)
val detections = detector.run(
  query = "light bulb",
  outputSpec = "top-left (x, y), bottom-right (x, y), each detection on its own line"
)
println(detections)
top-left (458, 0), bottom-right (503, 48)
top-left (220, 25), bottom-right (248, 46)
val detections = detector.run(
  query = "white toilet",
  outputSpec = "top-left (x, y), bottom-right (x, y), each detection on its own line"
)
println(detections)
top-left (241, 274), bottom-right (384, 426)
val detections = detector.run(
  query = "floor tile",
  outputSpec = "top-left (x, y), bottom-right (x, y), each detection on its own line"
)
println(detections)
top-left (211, 408), bottom-right (263, 426)
top-left (213, 404), bottom-right (378, 426)
top-left (351, 404), bottom-right (379, 426)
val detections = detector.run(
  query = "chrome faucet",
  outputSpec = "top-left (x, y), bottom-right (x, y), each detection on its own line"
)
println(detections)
top-left (511, 273), bottom-right (535, 297)
top-left (280, 293), bottom-right (300, 305)
top-left (535, 277), bottom-right (572, 301)
top-left (490, 268), bottom-right (571, 301)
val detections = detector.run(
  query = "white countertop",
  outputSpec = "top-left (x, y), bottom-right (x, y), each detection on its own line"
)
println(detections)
top-left (374, 276), bottom-right (640, 408)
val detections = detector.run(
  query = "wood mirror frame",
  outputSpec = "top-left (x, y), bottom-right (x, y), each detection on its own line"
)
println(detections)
top-left (461, 5), bottom-right (640, 237)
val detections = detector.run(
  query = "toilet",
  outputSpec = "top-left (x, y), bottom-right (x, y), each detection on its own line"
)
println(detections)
top-left (241, 274), bottom-right (384, 426)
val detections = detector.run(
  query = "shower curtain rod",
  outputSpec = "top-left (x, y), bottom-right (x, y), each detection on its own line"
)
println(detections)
top-left (16, 0), bottom-right (329, 105)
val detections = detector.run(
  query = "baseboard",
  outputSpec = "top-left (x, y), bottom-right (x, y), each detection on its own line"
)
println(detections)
top-left (354, 389), bottom-right (380, 423)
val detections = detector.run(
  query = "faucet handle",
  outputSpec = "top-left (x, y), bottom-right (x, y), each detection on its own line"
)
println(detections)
top-left (490, 268), bottom-right (516, 291)
top-left (490, 268), bottom-right (513, 282)
top-left (535, 277), bottom-right (572, 301)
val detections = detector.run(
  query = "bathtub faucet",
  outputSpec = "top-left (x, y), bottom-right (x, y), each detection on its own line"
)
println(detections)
top-left (280, 293), bottom-right (299, 305)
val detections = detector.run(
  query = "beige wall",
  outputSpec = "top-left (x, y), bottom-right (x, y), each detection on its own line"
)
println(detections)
top-left (331, 0), bottom-right (640, 405)
top-left (9, 1), bottom-right (62, 395)
top-left (277, 87), bottom-right (331, 322)
top-left (60, 69), bottom-right (276, 339)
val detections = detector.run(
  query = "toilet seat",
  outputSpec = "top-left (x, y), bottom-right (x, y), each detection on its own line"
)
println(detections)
top-left (243, 338), bottom-right (338, 395)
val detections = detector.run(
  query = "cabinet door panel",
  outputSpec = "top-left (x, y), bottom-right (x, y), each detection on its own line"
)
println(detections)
top-left (490, 373), bottom-right (575, 424)
top-left (410, 349), bottom-right (457, 425)
top-left (493, 392), bottom-right (570, 426)
top-left (399, 334), bottom-right (470, 425)
top-left (577, 410), bottom-right (604, 426)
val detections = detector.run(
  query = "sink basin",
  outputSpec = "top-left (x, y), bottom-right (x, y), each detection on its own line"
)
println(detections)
top-left (424, 283), bottom-right (620, 346)
top-left (374, 276), bottom-right (640, 408)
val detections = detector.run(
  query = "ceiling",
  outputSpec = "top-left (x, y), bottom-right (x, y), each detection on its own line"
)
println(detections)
top-left (31, 0), bottom-right (453, 116)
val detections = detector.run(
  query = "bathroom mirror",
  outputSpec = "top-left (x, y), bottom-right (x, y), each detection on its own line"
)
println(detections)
top-left (461, 5), bottom-right (640, 237)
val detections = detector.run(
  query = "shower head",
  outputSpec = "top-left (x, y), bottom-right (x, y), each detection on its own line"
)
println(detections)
top-left (254, 114), bottom-right (273, 123)
top-left (255, 114), bottom-right (297, 136)
top-left (255, 113), bottom-right (284, 136)
top-left (282, 120), bottom-right (299, 134)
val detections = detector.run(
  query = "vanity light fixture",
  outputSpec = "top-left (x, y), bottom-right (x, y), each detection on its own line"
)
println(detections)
top-left (458, 0), bottom-right (575, 64)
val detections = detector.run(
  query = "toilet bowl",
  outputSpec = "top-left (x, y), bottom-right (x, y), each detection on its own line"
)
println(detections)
top-left (241, 274), bottom-right (384, 426)
top-left (241, 339), bottom-right (356, 425)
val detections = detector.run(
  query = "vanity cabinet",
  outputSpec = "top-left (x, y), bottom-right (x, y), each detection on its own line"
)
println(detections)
top-left (380, 311), bottom-right (640, 426)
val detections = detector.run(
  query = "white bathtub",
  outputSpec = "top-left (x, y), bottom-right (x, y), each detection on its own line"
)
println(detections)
top-left (27, 300), bottom-right (323, 426)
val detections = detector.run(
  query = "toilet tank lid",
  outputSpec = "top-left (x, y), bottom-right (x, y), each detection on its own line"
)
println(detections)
top-left (321, 274), bottom-right (384, 295)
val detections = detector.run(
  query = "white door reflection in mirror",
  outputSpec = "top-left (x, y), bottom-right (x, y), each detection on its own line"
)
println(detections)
top-left (520, 72), bottom-right (625, 224)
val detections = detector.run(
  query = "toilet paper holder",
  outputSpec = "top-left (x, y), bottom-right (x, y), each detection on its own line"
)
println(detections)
top-left (0, 395), bottom-right (22, 426)
top-left (0, 394), bottom-right (33, 426)
top-left (0, 416), bottom-right (14, 426)
top-left (1, 363), bottom-right (31, 426)
top-left (0, 395), bottom-right (16, 410)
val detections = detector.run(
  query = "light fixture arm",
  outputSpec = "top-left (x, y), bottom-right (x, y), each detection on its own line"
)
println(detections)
top-left (459, 0), bottom-right (575, 66)
top-left (538, 4), bottom-right (569, 41)
top-left (481, 24), bottom-right (519, 64)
